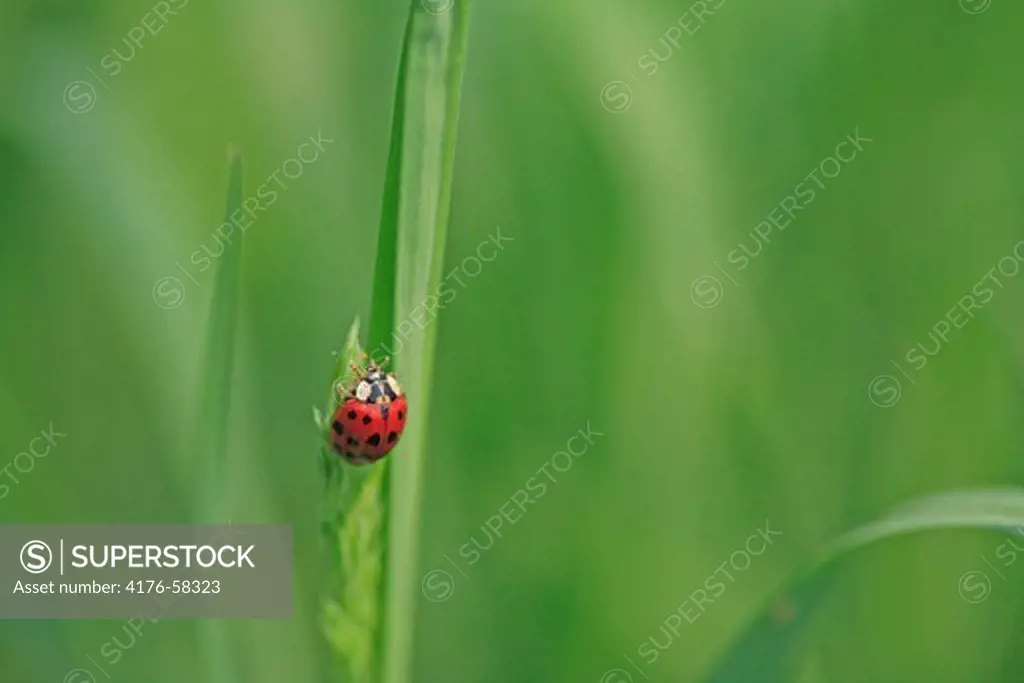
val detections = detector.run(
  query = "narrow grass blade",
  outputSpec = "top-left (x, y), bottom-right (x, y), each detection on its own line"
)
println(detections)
top-left (193, 149), bottom-right (245, 683)
top-left (318, 2), bottom-right (472, 681)
top-left (702, 488), bottom-right (1024, 683)
top-left (378, 3), bottom-right (474, 683)
top-left (365, 15), bottom-right (407, 356)
top-left (319, 318), bottom-right (387, 683)
top-left (196, 150), bottom-right (244, 523)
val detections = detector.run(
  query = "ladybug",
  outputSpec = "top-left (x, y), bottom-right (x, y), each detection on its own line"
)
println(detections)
top-left (330, 360), bottom-right (407, 465)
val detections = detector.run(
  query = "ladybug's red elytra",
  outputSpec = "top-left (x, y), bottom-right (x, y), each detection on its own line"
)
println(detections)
top-left (330, 359), bottom-right (407, 465)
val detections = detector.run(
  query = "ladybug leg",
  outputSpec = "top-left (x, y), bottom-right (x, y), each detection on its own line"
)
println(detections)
top-left (334, 380), bottom-right (352, 400)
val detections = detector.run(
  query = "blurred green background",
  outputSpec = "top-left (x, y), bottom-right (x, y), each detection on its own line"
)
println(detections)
top-left (2, 0), bottom-right (1024, 681)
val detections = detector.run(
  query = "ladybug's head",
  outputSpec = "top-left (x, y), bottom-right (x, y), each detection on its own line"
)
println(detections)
top-left (352, 363), bottom-right (403, 404)
top-left (364, 364), bottom-right (386, 381)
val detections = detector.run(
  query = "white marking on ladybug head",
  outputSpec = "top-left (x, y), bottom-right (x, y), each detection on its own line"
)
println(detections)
top-left (386, 374), bottom-right (402, 396)
top-left (355, 380), bottom-right (372, 402)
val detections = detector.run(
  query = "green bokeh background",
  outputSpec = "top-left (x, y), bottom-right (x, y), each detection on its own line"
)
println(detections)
top-left (2, 0), bottom-right (1024, 681)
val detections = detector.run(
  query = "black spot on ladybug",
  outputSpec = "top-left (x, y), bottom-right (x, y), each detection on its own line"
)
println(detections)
top-left (347, 437), bottom-right (359, 447)
top-left (366, 433), bottom-right (381, 446)
top-left (398, 411), bottom-right (405, 421)
top-left (387, 432), bottom-right (398, 443)
top-left (347, 410), bottom-right (357, 420)
top-left (362, 415), bottom-right (372, 425)
top-left (332, 421), bottom-right (344, 434)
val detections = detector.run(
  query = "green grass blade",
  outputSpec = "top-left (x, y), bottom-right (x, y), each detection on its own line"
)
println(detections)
top-left (702, 488), bottom-right (1024, 683)
top-left (318, 2), bottom-right (472, 681)
top-left (366, 15), bottom-right (409, 356)
top-left (319, 319), bottom-right (387, 683)
top-left (193, 150), bottom-right (245, 683)
top-left (196, 150), bottom-right (244, 523)
top-left (379, 3), bottom-right (473, 683)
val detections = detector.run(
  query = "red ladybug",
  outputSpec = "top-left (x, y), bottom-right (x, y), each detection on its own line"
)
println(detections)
top-left (330, 361), bottom-right (407, 465)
